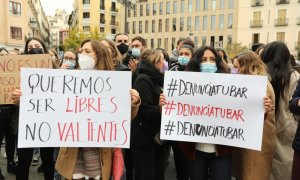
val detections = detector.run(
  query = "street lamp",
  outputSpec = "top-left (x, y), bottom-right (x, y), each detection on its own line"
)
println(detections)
top-left (30, 17), bottom-right (37, 37)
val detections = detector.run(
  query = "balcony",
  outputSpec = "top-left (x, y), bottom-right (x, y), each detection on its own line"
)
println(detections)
top-left (275, 18), bottom-right (288, 26)
top-left (250, 20), bottom-right (263, 28)
top-left (110, 21), bottom-right (119, 26)
top-left (276, 0), bottom-right (289, 4)
top-left (100, 5), bottom-right (105, 13)
top-left (251, 0), bottom-right (264, 6)
top-left (296, 42), bottom-right (300, 49)
top-left (297, 17), bottom-right (300, 25)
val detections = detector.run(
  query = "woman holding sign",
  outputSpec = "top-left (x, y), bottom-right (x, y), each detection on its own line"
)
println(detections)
top-left (231, 51), bottom-right (276, 180)
top-left (53, 39), bottom-right (140, 180)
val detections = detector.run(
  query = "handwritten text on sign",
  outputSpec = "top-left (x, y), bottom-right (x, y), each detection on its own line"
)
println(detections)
top-left (0, 55), bottom-right (52, 104)
top-left (160, 71), bottom-right (267, 151)
top-left (18, 68), bottom-right (132, 148)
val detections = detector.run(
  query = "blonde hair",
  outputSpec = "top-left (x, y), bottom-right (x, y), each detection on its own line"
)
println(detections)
top-left (140, 49), bottom-right (162, 66)
top-left (236, 51), bottom-right (267, 76)
top-left (100, 38), bottom-right (122, 65)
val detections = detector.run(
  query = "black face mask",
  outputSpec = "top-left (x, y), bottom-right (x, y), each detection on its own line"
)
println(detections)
top-left (117, 43), bottom-right (129, 55)
top-left (28, 48), bottom-right (44, 54)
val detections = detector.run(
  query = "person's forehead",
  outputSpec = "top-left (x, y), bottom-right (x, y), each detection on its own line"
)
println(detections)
top-left (0, 50), bottom-right (8, 54)
top-left (132, 40), bottom-right (142, 45)
top-left (116, 35), bottom-right (128, 41)
top-left (28, 40), bottom-right (41, 46)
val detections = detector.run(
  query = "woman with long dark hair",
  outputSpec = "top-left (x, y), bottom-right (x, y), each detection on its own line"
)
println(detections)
top-left (260, 41), bottom-right (300, 180)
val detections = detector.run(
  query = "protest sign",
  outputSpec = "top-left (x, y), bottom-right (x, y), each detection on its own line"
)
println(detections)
top-left (0, 54), bottom-right (52, 104)
top-left (18, 68), bottom-right (132, 148)
top-left (160, 71), bottom-right (267, 151)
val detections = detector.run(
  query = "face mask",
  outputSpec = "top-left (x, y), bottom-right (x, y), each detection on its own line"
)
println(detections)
top-left (63, 59), bottom-right (76, 69)
top-left (132, 48), bottom-right (141, 58)
top-left (160, 61), bottom-right (168, 73)
top-left (230, 67), bottom-right (239, 74)
top-left (78, 54), bottom-right (95, 70)
top-left (117, 43), bottom-right (129, 55)
top-left (28, 48), bottom-right (44, 54)
top-left (178, 56), bottom-right (190, 65)
top-left (200, 63), bottom-right (218, 73)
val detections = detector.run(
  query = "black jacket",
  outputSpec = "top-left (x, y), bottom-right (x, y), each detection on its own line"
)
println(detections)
top-left (131, 61), bottom-right (164, 148)
top-left (289, 79), bottom-right (300, 152)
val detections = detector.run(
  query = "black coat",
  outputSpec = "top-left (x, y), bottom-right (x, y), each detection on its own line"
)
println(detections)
top-left (131, 61), bottom-right (164, 148)
top-left (289, 79), bottom-right (300, 152)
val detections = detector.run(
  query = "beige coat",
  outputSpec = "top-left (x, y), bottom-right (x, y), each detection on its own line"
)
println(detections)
top-left (233, 82), bottom-right (276, 180)
top-left (271, 71), bottom-right (300, 180)
top-left (55, 102), bottom-right (140, 180)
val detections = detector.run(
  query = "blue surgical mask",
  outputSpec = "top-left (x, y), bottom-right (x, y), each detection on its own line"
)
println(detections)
top-left (200, 63), bottom-right (217, 73)
top-left (178, 56), bottom-right (190, 65)
top-left (63, 59), bottom-right (76, 69)
top-left (132, 48), bottom-right (141, 58)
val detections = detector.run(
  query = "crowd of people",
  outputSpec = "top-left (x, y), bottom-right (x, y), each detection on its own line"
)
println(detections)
top-left (0, 33), bottom-right (300, 180)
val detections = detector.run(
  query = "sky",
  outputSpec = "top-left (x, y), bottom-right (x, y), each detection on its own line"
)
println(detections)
top-left (40, 0), bottom-right (74, 16)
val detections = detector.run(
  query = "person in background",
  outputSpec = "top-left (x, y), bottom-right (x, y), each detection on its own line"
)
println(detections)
top-left (114, 33), bottom-right (130, 59)
top-left (232, 51), bottom-right (276, 180)
top-left (131, 49), bottom-right (165, 180)
top-left (260, 41), bottom-right (300, 180)
top-left (254, 44), bottom-right (265, 56)
top-left (215, 47), bottom-right (233, 68)
top-left (169, 44), bottom-right (195, 71)
top-left (8, 49), bottom-right (19, 55)
top-left (169, 38), bottom-right (186, 64)
top-left (0, 47), bottom-right (17, 180)
top-left (49, 49), bottom-right (61, 69)
top-left (60, 50), bottom-right (78, 70)
top-left (12, 37), bottom-right (55, 180)
top-left (156, 48), bottom-right (169, 73)
top-left (54, 39), bottom-right (140, 180)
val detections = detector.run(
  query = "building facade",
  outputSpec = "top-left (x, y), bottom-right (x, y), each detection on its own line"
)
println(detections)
top-left (0, 0), bottom-right (31, 50)
top-left (126, 0), bottom-right (300, 56)
top-left (68, 0), bottom-right (124, 39)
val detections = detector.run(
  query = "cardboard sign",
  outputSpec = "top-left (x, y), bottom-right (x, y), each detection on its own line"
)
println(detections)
top-left (0, 54), bottom-right (52, 104)
top-left (18, 68), bottom-right (132, 148)
top-left (160, 71), bottom-right (267, 151)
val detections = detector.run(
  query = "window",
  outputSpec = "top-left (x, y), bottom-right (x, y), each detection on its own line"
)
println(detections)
top-left (181, 0), bottom-right (184, 13)
top-left (203, 16), bottom-right (207, 30)
top-left (9, 1), bottom-right (21, 15)
top-left (83, 12), bottom-right (90, 18)
top-left (220, 0), bottom-right (224, 9)
top-left (211, 15), bottom-right (216, 30)
top-left (173, 1), bottom-right (177, 13)
top-left (159, 19), bottom-right (162, 32)
top-left (82, 0), bottom-right (90, 4)
top-left (134, 6), bottom-right (137, 17)
top-left (158, 38), bottom-right (161, 48)
top-left (194, 37), bottom-right (198, 46)
top-left (10, 27), bottom-right (22, 40)
top-left (180, 17), bottom-right (184, 31)
top-left (228, 0), bottom-right (234, 9)
top-left (219, 14), bottom-right (224, 29)
top-left (132, 21), bottom-right (136, 34)
top-left (145, 20), bottom-right (149, 33)
top-left (111, 29), bottom-right (116, 34)
top-left (127, 8), bottom-right (131, 17)
top-left (195, 16), bottom-right (200, 31)
top-left (166, 2), bottom-right (170, 14)
top-left (228, 14), bottom-right (233, 29)
top-left (204, 0), bottom-right (208, 11)
top-left (277, 9), bottom-right (287, 25)
top-left (165, 19), bottom-right (169, 32)
top-left (172, 38), bottom-right (176, 50)
top-left (100, 14), bottom-right (105, 23)
top-left (139, 21), bottom-right (142, 33)
top-left (152, 20), bottom-right (155, 33)
top-left (202, 36), bottom-right (207, 45)
top-left (212, 0), bottom-right (216, 10)
top-left (164, 38), bottom-right (169, 51)
top-left (126, 22), bottom-right (130, 33)
top-left (219, 36), bottom-right (223, 47)
top-left (140, 5), bottom-right (143, 16)
top-left (187, 17), bottom-right (192, 31)
top-left (146, 4), bottom-right (150, 16)
top-left (100, 0), bottom-right (105, 9)
top-left (153, 3), bottom-right (157, 15)
top-left (111, 2), bottom-right (117, 11)
top-left (196, 0), bottom-right (200, 11)
top-left (188, 0), bottom-right (192, 12)
top-left (100, 27), bottom-right (105, 32)
top-left (160, 2), bottom-right (163, 15)
top-left (252, 33), bottom-right (260, 44)
top-left (276, 32), bottom-right (285, 42)
top-left (173, 18), bottom-right (177, 31)
top-left (227, 35), bottom-right (232, 44)
top-left (83, 26), bottom-right (90, 32)
top-left (210, 36), bottom-right (215, 47)
top-left (151, 39), bottom-right (154, 49)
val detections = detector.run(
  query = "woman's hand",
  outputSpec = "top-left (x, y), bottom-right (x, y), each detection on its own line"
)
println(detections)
top-left (128, 59), bottom-right (138, 72)
top-left (264, 97), bottom-right (272, 113)
top-left (159, 93), bottom-right (166, 107)
top-left (130, 89), bottom-right (140, 105)
top-left (12, 88), bottom-right (22, 105)
top-left (60, 63), bottom-right (70, 69)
